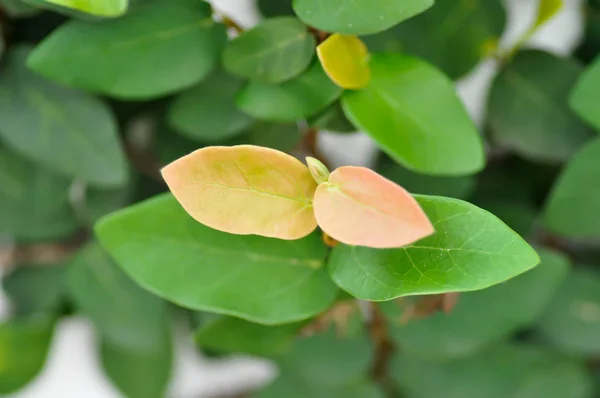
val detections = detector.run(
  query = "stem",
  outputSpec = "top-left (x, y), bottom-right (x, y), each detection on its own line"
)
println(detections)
top-left (221, 15), bottom-right (244, 34)
top-left (368, 303), bottom-right (394, 382)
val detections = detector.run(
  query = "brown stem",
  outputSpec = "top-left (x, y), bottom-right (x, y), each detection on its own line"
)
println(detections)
top-left (222, 16), bottom-right (244, 34)
top-left (368, 303), bottom-right (394, 381)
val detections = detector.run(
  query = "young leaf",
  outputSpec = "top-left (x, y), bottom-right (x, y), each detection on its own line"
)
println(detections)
top-left (168, 70), bottom-right (253, 142)
top-left (534, 0), bottom-right (563, 29)
top-left (488, 50), bottom-right (593, 163)
top-left (162, 145), bottom-right (318, 240)
top-left (222, 17), bottom-right (315, 84)
top-left (536, 267), bottom-right (600, 356)
top-left (0, 147), bottom-right (78, 241)
top-left (313, 166), bottom-right (434, 248)
top-left (195, 315), bottom-right (303, 357)
top-left (342, 53), bottom-right (485, 176)
top-left (328, 195), bottom-right (540, 301)
top-left (0, 320), bottom-right (53, 395)
top-left (293, 0), bottom-right (434, 35)
top-left (391, 344), bottom-right (593, 398)
top-left (27, 0), bottom-right (227, 99)
top-left (95, 194), bottom-right (338, 324)
top-left (37, 0), bottom-right (127, 17)
top-left (363, 0), bottom-right (506, 79)
top-left (0, 47), bottom-right (127, 187)
top-left (569, 55), bottom-right (600, 131)
top-left (544, 138), bottom-right (600, 238)
top-left (317, 34), bottom-right (371, 89)
top-left (382, 248), bottom-right (569, 360)
top-left (236, 61), bottom-right (342, 122)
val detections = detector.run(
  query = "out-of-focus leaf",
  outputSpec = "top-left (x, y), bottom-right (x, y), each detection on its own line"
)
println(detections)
top-left (222, 17), bottom-right (314, 84)
top-left (257, 0), bottom-right (293, 17)
top-left (95, 194), bottom-right (338, 325)
top-left (308, 102), bottom-right (356, 133)
top-left (570, 55), bottom-right (600, 132)
top-left (488, 51), bottom-right (592, 163)
top-left (328, 195), bottom-right (540, 300)
top-left (27, 0), bottom-right (227, 99)
top-left (36, 0), bottom-right (127, 17)
top-left (534, 0), bottom-right (563, 29)
top-left (0, 0), bottom-right (40, 17)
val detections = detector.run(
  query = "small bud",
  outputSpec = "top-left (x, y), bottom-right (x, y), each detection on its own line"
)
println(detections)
top-left (306, 157), bottom-right (330, 184)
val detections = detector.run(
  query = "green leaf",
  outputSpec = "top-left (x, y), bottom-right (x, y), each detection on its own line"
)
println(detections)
top-left (0, 0), bottom-right (40, 17)
top-left (488, 50), bottom-right (593, 163)
top-left (258, 378), bottom-right (384, 398)
top-left (168, 69), bottom-right (253, 142)
top-left (222, 17), bottom-right (315, 84)
top-left (27, 0), bottom-right (227, 99)
top-left (534, 0), bottom-right (563, 29)
top-left (3, 264), bottom-right (67, 317)
top-left (363, 0), bottom-right (506, 79)
top-left (0, 319), bottom-right (53, 395)
top-left (293, 0), bottom-right (433, 35)
top-left (0, 47), bottom-right (127, 187)
top-left (95, 194), bottom-right (338, 325)
top-left (258, 0), bottom-right (293, 18)
top-left (0, 147), bottom-right (78, 241)
top-left (82, 183), bottom-right (132, 225)
top-left (391, 344), bottom-right (593, 398)
top-left (382, 248), bottom-right (568, 360)
top-left (236, 61), bottom-right (342, 122)
top-left (376, 154), bottom-right (476, 199)
top-left (536, 267), bottom-right (600, 356)
top-left (37, 0), bottom-right (127, 16)
top-left (195, 315), bottom-right (303, 357)
top-left (308, 102), bottom-right (356, 133)
top-left (477, 201), bottom-right (537, 239)
top-left (544, 138), bottom-right (600, 238)
top-left (342, 53), bottom-right (485, 176)
top-left (570, 55), bottom-right (600, 131)
top-left (328, 195), bottom-right (540, 301)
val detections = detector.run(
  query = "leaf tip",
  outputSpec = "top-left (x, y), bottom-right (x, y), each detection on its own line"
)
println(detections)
top-left (306, 156), bottom-right (330, 184)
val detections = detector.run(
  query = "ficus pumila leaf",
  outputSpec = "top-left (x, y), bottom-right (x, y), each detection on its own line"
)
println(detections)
top-left (313, 166), bottom-right (434, 248)
top-left (161, 145), bottom-right (318, 240)
top-left (317, 34), bottom-right (371, 89)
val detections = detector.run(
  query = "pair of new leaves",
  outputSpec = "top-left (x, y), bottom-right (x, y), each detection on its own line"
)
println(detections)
top-left (162, 145), bottom-right (433, 248)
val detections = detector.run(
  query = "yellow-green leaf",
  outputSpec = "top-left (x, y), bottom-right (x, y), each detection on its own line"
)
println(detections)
top-left (162, 145), bottom-right (318, 240)
top-left (40, 0), bottom-right (128, 17)
top-left (534, 0), bottom-right (563, 29)
top-left (317, 34), bottom-right (371, 89)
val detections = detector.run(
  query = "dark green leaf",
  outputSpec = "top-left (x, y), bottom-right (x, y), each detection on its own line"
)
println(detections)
top-left (27, 0), bottom-right (227, 99)
top-left (0, 147), bottom-right (78, 241)
top-left (226, 122), bottom-right (302, 152)
top-left (95, 194), bottom-right (338, 324)
top-left (328, 195), bottom-right (540, 301)
top-left (488, 51), bottom-right (593, 162)
top-left (3, 264), bottom-right (67, 317)
top-left (544, 138), bottom-right (600, 238)
top-left (308, 102), bottom-right (356, 133)
top-left (168, 69), bottom-right (253, 141)
top-left (258, 378), bottom-right (383, 398)
top-left (222, 17), bottom-right (315, 83)
top-left (0, 319), bottom-right (53, 395)
top-left (536, 267), bottom-right (600, 356)
top-left (258, 0), bottom-right (293, 18)
top-left (382, 248), bottom-right (568, 360)
top-left (195, 315), bottom-right (303, 357)
top-left (342, 53), bottom-right (485, 176)
top-left (363, 0), bottom-right (506, 79)
top-left (82, 183), bottom-right (132, 225)
top-left (0, 0), bottom-right (40, 17)
top-left (293, 0), bottom-right (433, 35)
top-left (570, 55), bottom-right (600, 131)
top-left (392, 344), bottom-right (593, 398)
top-left (236, 61), bottom-right (342, 122)
top-left (0, 47), bottom-right (127, 187)
top-left (376, 154), bottom-right (476, 199)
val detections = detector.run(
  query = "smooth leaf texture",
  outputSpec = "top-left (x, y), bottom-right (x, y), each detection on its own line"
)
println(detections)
top-left (95, 194), bottom-right (338, 324)
top-left (535, 0), bottom-right (563, 28)
top-left (317, 34), bottom-right (370, 89)
top-left (195, 316), bottom-right (303, 357)
top-left (293, 0), bottom-right (433, 35)
top-left (0, 47), bottom-right (127, 187)
top-left (381, 248), bottom-right (568, 360)
top-left (313, 166), bottom-right (434, 248)
top-left (3, 265), bottom-right (66, 317)
top-left (488, 50), bottom-right (592, 162)
top-left (0, 147), bottom-right (78, 241)
top-left (342, 53), bottom-right (485, 176)
top-left (27, 0), bottom-right (227, 99)
top-left (392, 344), bottom-right (593, 398)
top-left (223, 17), bottom-right (315, 84)
top-left (162, 145), bottom-right (318, 240)
top-left (40, 0), bottom-right (127, 16)
top-left (363, 0), bottom-right (506, 79)
top-left (0, 320), bottom-right (53, 395)
top-left (536, 268), bottom-right (600, 356)
top-left (544, 138), bottom-right (600, 238)
top-left (328, 195), bottom-right (540, 301)
top-left (570, 55), bottom-right (600, 131)
top-left (236, 61), bottom-right (342, 122)
top-left (168, 69), bottom-right (253, 142)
